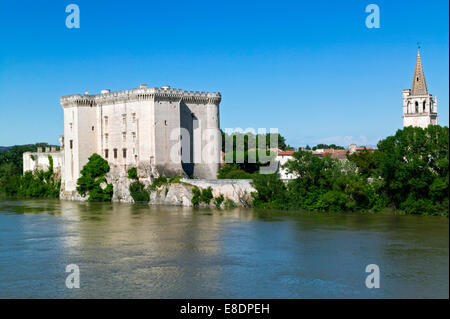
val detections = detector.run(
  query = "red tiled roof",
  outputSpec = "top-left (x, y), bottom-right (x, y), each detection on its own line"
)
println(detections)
top-left (355, 147), bottom-right (374, 151)
top-left (278, 150), bottom-right (296, 156)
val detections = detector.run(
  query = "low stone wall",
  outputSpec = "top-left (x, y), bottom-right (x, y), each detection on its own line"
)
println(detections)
top-left (181, 179), bottom-right (255, 207)
top-left (149, 182), bottom-right (194, 206)
top-left (60, 174), bottom-right (256, 207)
top-left (148, 179), bottom-right (255, 207)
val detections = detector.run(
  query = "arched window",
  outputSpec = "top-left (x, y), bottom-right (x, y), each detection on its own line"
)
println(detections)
top-left (415, 101), bottom-right (419, 113)
top-left (423, 101), bottom-right (426, 113)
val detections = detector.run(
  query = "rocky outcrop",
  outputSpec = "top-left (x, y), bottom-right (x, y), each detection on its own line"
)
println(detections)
top-left (60, 161), bottom-right (256, 207)
top-left (146, 179), bottom-right (255, 207)
top-left (60, 183), bottom-right (88, 201)
top-left (149, 182), bottom-right (194, 206)
top-left (182, 179), bottom-right (255, 207)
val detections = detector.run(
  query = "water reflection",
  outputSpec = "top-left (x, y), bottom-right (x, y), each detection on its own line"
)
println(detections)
top-left (0, 200), bottom-right (448, 298)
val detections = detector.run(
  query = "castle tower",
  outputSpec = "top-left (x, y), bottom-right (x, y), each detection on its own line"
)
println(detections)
top-left (59, 86), bottom-right (221, 194)
top-left (403, 47), bottom-right (438, 128)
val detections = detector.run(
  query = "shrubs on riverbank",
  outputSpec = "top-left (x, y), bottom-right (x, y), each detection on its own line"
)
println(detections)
top-left (191, 186), bottom-right (214, 207)
top-left (1, 126), bottom-right (447, 216)
top-left (76, 154), bottom-right (113, 202)
top-left (0, 154), bottom-right (60, 199)
top-left (0, 144), bottom-right (61, 199)
top-left (250, 126), bottom-right (449, 216)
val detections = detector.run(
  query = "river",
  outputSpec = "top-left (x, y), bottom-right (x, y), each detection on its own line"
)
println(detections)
top-left (0, 199), bottom-right (448, 298)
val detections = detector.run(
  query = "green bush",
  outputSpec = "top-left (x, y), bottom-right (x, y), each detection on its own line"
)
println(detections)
top-left (217, 164), bottom-right (254, 179)
top-left (200, 187), bottom-right (213, 204)
top-left (0, 148), bottom-right (61, 199)
top-left (129, 180), bottom-right (150, 202)
top-left (127, 167), bottom-right (138, 180)
top-left (213, 194), bottom-right (225, 208)
top-left (223, 198), bottom-right (237, 209)
top-left (192, 186), bottom-right (201, 207)
top-left (76, 154), bottom-right (113, 202)
top-left (251, 173), bottom-right (287, 209)
top-left (149, 176), bottom-right (169, 191)
top-left (191, 186), bottom-right (214, 206)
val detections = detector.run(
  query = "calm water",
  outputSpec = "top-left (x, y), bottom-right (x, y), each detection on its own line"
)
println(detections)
top-left (0, 199), bottom-right (448, 298)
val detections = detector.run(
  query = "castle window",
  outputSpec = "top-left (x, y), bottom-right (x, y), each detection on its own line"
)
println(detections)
top-left (123, 148), bottom-right (127, 158)
top-left (122, 114), bottom-right (126, 125)
top-left (104, 116), bottom-right (108, 129)
top-left (69, 123), bottom-right (73, 132)
top-left (91, 126), bottom-right (94, 131)
top-left (417, 77), bottom-right (419, 81)
top-left (105, 149), bottom-right (109, 158)
top-left (132, 132), bottom-right (136, 142)
top-left (122, 132), bottom-right (126, 142)
top-left (132, 113), bottom-right (136, 123)
top-left (70, 140), bottom-right (73, 149)
top-left (164, 120), bottom-right (168, 126)
top-left (113, 148), bottom-right (118, 159)
top-left (105, 133), bottom-right (109, 145)
top-left (423, 101), bottom-right (426, 113)
top-left (415, 101), bottom-right (419, 113)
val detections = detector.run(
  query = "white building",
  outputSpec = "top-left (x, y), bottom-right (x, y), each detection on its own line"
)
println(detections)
top-left (403, 48), bottom-right (438, 128)
top-left (275, 150), bottom-right (297, 181)
top-left (23, 146), bottom-right (63, 174)
top-left (59, 85), bottom-right (221, 194)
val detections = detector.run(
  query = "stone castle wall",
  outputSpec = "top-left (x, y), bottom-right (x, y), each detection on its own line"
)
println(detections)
top-left (23, 148), bottom-right (63, 174)
top-left (60, 85), bottom-right (222, 194)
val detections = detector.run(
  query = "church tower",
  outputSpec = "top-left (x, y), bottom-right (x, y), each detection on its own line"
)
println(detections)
top-left (402, 48), bottom-right (438, 128)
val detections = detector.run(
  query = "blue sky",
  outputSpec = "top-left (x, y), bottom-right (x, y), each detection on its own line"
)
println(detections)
top-left (0, 0), bottom-right (448, 147)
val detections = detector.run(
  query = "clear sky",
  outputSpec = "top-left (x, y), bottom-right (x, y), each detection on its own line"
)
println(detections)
top-left (0, 0), bottom-right (448, 147)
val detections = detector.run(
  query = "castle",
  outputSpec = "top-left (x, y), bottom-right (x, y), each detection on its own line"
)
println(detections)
top-left (22, 48), bottom-right (441, 196)
top-left (402, 48), bottom-right (438, 128)
top-left (58, 85), bottom-right (222, 194)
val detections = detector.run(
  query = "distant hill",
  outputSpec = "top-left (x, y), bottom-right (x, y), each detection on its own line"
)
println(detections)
top-left (0, 146), bottom-right (10, 152)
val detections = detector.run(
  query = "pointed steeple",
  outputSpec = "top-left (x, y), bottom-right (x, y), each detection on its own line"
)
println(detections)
top-left (411, 47), bottom-right (428, 95)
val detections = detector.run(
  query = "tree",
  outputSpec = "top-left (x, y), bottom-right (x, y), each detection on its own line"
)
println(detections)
top-left (76, 154), bottom-right (113, 201)
top-left (0, 150), bottom-right (60, 199)
top-left (129, 181), bottom-right (150, 202)
top-left (376, 125), bottom-right (448, 214)
top-left (217, 164), bottom-right (253, 179)
top-left (251, 173), bottom-right (287, 208)
top-left (221, 131), bottom-right (294, 152)
top-left (312, 144), bottom-right (345, 150)
top-left (347, 149), bottom-right (380, 178)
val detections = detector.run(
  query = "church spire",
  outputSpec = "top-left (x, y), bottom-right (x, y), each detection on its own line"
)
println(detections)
top-left (411, 47), bottom-right (428, 95)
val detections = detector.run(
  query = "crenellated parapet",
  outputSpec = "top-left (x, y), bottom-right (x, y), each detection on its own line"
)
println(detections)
top-left (60, 85), bottom-right (221, 108)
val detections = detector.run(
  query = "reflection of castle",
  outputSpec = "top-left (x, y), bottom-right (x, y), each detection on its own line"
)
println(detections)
top-left (402, 48), bottom-right (438, 128)
top-left (59, 85), bottom-right (221, 193)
